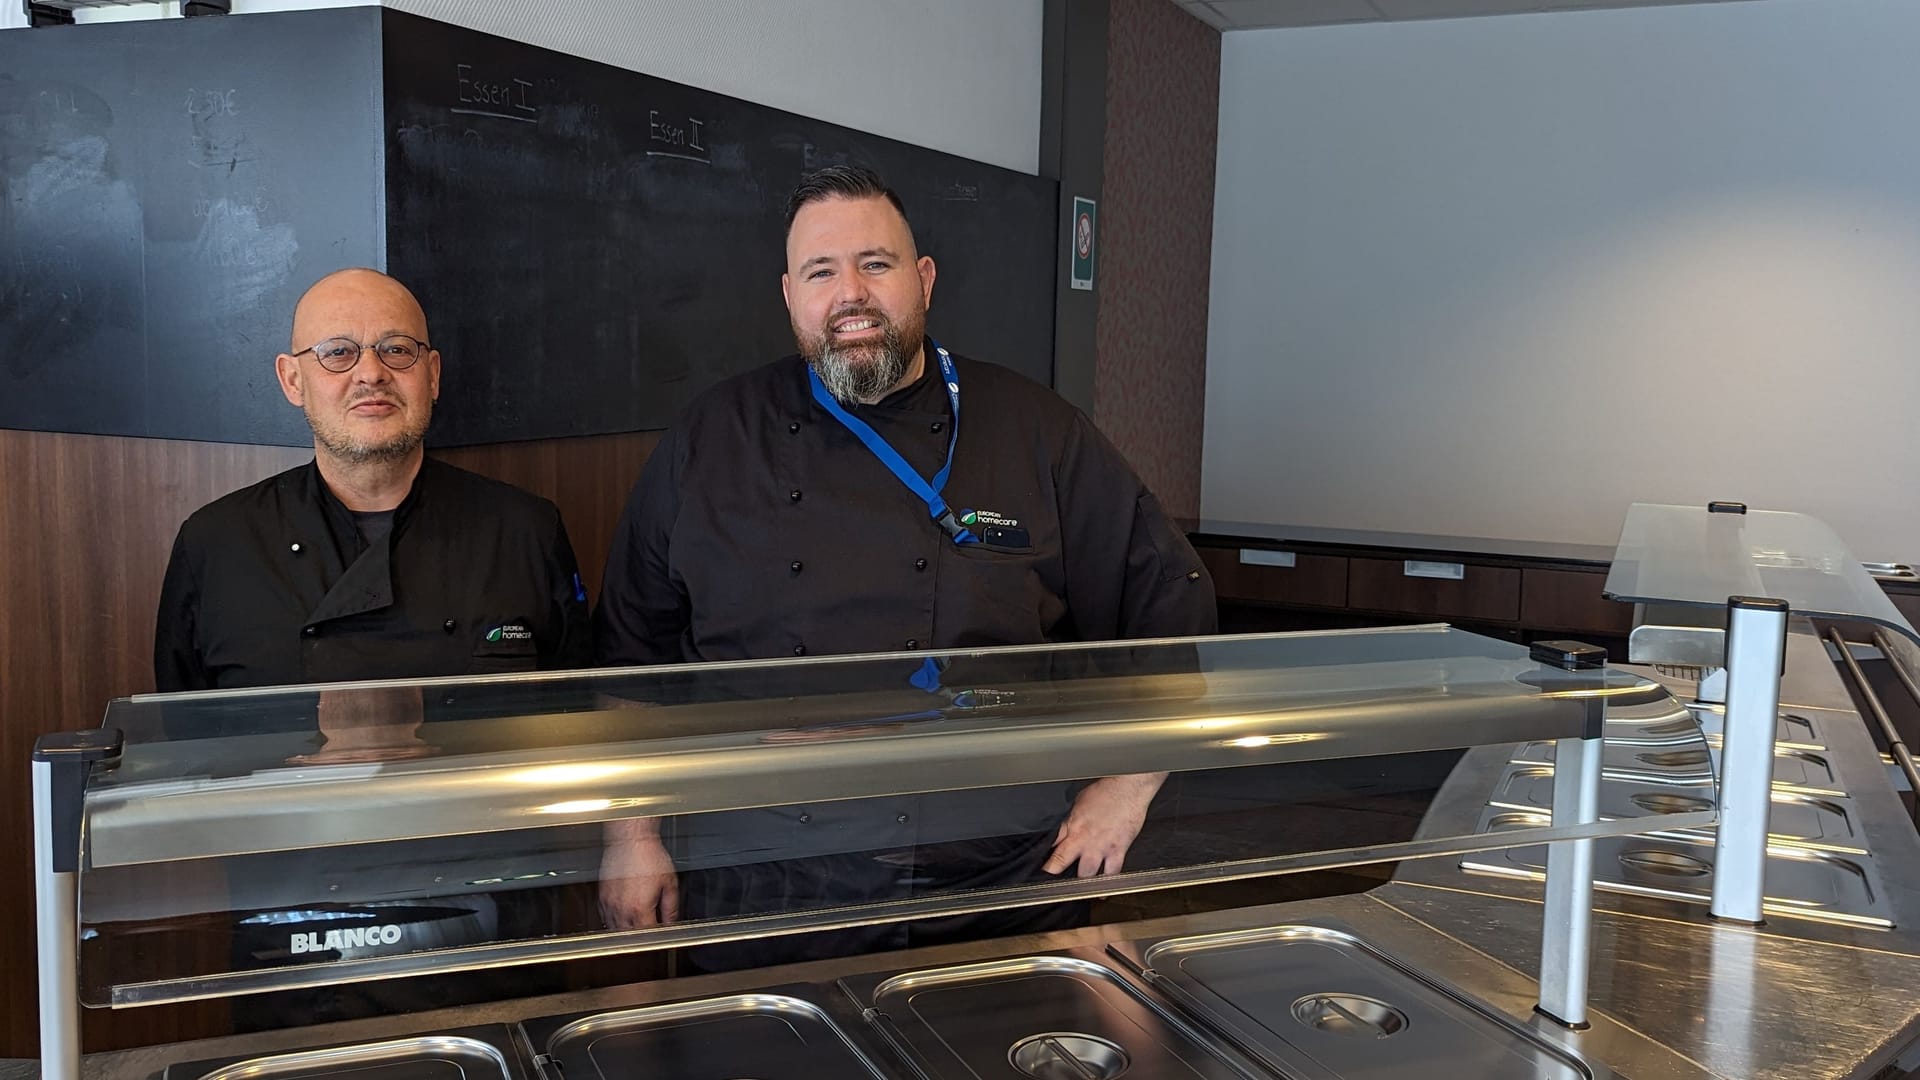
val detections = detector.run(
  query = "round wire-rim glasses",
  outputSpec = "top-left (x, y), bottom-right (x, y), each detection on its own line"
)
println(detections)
top-left (293, 335), bottom-right (432, 373)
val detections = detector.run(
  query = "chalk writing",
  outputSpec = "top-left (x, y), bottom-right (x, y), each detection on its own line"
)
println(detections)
top-left (646, 108), bottom-right (708, 163)
top-left (184, 87), bottom-right (239, 118)
top-left (454, 63), bottom-right (536, 123)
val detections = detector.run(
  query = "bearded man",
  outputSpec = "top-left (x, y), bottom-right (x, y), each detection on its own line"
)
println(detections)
top-left (154, 268), bottom-right (591, 691)
top-left (591, 166), bottom-right (1215, 963)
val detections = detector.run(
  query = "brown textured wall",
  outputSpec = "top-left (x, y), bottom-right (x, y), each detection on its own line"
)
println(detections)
top-left (1095, 0), bottom-right (1221, 520)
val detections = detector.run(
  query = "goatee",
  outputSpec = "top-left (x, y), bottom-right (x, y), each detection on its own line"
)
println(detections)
top-left (805, 321), bottom-right (912, 405)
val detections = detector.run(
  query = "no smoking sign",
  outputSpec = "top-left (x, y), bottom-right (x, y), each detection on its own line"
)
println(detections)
top-left (1070, 196), bottom-right (1097, 290)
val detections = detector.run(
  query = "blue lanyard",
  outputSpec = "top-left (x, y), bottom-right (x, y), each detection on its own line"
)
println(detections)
top-left (806, 340), bottom-right (978, 546)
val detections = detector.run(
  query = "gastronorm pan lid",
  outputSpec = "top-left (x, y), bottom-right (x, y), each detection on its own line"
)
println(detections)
top-left (520, 986), bottom-right (890, 1080)
top-left (162, 1026), bottom-right (528, 1080)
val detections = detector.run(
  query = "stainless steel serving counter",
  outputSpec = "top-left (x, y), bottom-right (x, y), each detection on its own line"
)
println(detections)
top-left (42, 625), bottom-right (1920, 1080)
top-left (1391, 622), bottom-right (1920, 1078)
top-left (53, 892), bottom-right (1689, 1080)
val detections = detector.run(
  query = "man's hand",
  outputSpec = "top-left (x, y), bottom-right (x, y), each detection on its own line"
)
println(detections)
top-left (1042, 772), bottom-right (1168, 878)
top-left (598, 817), bottom-right (681, 928)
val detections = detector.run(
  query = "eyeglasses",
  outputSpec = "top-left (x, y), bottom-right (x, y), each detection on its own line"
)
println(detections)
top-left (293, 335), bottom-right (432, 373)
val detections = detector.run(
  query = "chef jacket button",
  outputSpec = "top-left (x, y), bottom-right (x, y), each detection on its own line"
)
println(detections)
top-left (789, 489), bottom-right (803, 503)
top-left (930, 421), bottom-right (944, 433)
top-left (302, 625), bottom-right (318, 637)
top-left (798, 812), bottom-right (812, 824)
top-left (790, 560), bottom-right (804, 574)
top-left (793, 644), bottom-right (806, 656)
top-left (289, 542), bottom-right (302, 554)
top-left (442, 619), bottom-right (456, 633)
top-left (914, 558), bottom-right (928, 571)
top-left (788, 421), bottom-right (801, 434)
top-left (905, 639), bottom-right (919, 650)
top-left (896, 813), bottom-right (910, 824)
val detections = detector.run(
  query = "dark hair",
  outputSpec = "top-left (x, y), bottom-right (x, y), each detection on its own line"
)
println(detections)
top-left (785, 165), bottom-right (910, 229)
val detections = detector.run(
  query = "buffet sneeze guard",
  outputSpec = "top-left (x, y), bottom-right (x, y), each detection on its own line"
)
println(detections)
top-left (34, 626), bottom-right (1712, 1079)
top-left (1605, 502), bottom-right (1920, 923)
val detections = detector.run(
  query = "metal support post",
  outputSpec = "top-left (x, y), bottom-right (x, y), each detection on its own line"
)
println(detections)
top-left (1711, 597), bottom-right (1788, 924)
top-left (1529, 640), bottom-right (1607, 1029)
top-left (34, 729), bottom-right (121, 1080)
top-left (33, 756), bottom-right (80, 1080)
top-left (1538, 731), bottom-right (1603, 1027)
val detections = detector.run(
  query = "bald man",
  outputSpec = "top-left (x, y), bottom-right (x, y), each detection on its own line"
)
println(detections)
top-left (154, 268), bottom-right (591, 690)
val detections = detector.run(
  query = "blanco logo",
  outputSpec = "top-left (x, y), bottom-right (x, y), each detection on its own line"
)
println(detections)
top-left (290, 923), bottom-right (404, 954)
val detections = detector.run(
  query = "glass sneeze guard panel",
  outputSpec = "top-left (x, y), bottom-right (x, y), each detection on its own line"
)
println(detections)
top-left (1604, 503), bottom-right (1920, 646)
top-left (76, 626), bottom-right (1713, 1006)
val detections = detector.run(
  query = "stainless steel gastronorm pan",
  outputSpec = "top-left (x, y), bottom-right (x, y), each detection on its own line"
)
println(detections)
top-left (842, 952), bottom-right (1258, 1079)
top-left (524, 991), bottom-right (891, 1080)
top-left (1109, 924), bottom-right (1593, 1080)
top-left (166, 1030), bottom-right (524, 1080)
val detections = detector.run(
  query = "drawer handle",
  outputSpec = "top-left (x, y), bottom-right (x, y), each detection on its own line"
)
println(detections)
top-left (1404, 560), bottom-right (1464, 580)
top-left (1240, 549), bottom-right (1297, 568)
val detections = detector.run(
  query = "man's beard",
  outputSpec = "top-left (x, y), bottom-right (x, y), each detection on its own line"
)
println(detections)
top-left (799, 308), bottom-right (923, 404)
top-left (306, 396), bottom-right (431, 466)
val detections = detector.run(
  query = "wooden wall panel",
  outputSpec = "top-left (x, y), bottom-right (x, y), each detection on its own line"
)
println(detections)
top-left (0, 428), bottom-right (657, 1056)
top-left (0, 430), bottom-right (310, 1054)
top-left (435, 431), bottom-right (659, 604)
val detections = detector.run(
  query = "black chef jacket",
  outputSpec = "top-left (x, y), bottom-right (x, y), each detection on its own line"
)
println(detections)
top-left (151, 457), bottom-right (594, 1027)
top-left (596, 349), bottom-right (1215, 664)
top-left (594, 346), bottom-right (1216, 964)
top-left (155, 457), bottom-right (592, 694)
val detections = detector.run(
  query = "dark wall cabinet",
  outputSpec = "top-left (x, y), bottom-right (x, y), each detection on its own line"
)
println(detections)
top-left (1196, 532), bottom-right (1912, 650)
top-left (1194, 535), bottom-right (1635, 647)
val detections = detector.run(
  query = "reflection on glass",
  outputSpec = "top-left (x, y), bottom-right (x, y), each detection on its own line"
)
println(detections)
top-left (75, 627), bottom-right (1708, 1006)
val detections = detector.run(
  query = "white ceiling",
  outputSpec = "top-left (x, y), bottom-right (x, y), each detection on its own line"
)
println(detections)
top-left (1174, 0), bottom-right (1759, 30)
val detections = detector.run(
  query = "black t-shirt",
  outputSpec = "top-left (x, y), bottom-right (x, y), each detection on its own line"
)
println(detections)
top-left (350, 508), bottom-right (396, 548)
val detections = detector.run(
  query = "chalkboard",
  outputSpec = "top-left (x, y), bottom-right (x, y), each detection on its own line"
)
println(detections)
top-left (380, 11), bottom-right (1057, 444)
top-left (0, 8), bottom-right (1059, 448)
top-left (0, 9), bottom-right (385, 446)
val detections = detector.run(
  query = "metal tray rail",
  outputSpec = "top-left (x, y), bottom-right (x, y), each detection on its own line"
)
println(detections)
top-left (1461, 833), bottom-right (1895, 929)
top-left (1512, 740), bottom-right (1844, 797)
top-left (1487, 765), bottom-right (1866, 854)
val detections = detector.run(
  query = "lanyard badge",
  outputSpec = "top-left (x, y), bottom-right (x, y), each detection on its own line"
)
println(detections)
top-left (806, 341), bottom-right (979, 547)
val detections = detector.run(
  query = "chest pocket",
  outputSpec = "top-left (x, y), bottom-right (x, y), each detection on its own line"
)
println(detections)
top-left (939, 543), bottom-right (1063, 646)
top-left (468, 617), bottom-right (539, 674)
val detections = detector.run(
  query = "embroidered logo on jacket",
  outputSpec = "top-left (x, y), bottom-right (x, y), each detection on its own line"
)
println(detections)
top-left (960, 508), bottom-right (1020, 528)
top-left (485, 623), bottom-right (533, 643)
